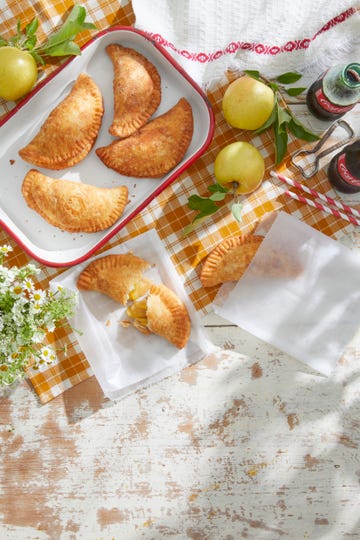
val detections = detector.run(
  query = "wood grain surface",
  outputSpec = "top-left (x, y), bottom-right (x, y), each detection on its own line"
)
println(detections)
top-left (1, 307), bottom-right (360, 539)
top-left (1, 32), bottom-right (360, 540)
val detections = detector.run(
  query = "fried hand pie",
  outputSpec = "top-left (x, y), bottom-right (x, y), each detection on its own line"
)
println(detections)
top-left (77, 253), bottom-right (152, 305)
top-left (106, 44), bottom-right (161, 138)
top-left (125, 283), bottom-right (191, 349)
top-left (22, 169), bottom-right (128, 233)
top-left (19, 73), bottom-right (103, 169)
top-left (96, 97), bottom-right (194, 178)
top-left (200, 235), bottom-right (263, 287)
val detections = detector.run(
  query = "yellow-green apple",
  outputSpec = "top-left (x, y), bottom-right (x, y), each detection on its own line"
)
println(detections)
top-left (214, 141), bottom-right (265, 194)
top-left (222, 75), bottom-right (275, 130)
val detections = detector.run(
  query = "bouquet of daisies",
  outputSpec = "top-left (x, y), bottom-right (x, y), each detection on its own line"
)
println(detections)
top-left (0, 245), bottom-right (78, 387)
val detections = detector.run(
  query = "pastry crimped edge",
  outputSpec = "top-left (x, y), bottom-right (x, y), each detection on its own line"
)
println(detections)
top-left (77, 253), bottom-right (152, 305)
top-left (106, 44), bottom-right (162, 138)
top-left (146, 282), bottom-right (191, 349)
top-left (200, 234), bottom-right (263, 287)
top-left (21, 169), bottom-right (128, 233)
top-left (19, 73), bottom-right (104, 170)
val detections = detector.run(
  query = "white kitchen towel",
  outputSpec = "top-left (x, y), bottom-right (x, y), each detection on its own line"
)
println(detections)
top-left (132, 0), bottom-right (360, 89)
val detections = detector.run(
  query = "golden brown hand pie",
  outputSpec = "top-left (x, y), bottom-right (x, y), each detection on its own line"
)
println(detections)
top-left (125, 283), bottom-right (191, 349)
top-left (22, 169), bottom-right (128, 233)
top-left (77, 252), bottom-right (191, 348)
top-left (96, 97), bottom-right (194, 178)
top-left (106, 43), bottom-right (161, 138)
top-left (19, 73), bottom-right (103, 170)
top-left (77, 253), bottom-right (153, 305)
top-left (200, 234), bottom-right (263, 287)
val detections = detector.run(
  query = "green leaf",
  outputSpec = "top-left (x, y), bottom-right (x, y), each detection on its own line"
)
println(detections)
top-left (30, 50), bottom-right (45, 65)
top-left (285, 86), bottom-right (307, 96)
top-left (183, 215), bottom-right (210, 235)
top-left (187, 194), bottom-right (218, 213)
top-left (276, 103), bottom-right (292, 127)
top-left (243, 69), bottom-right (261, 80)
top-left (274, 122), bottom-right (288, 165)
top-left (44, 40), bottom-right (81, 57)
top-left (254, 103), bottom-right (277, 134)
top-left (276, 71), bottom-right (302, 84)
top-left (25, 17), bottom-right (38, 37)
top-left (231, 203), bottom-right (243, 222)
top-left (39, 5), bottom-right (96, 57)
top-left (288, 118), bottom-right (320, 142)
top-left (207, 182), bottom-right (229, 194)
top-left (0, 37), bottom-right (8, 47)
top-left (209, 191), bottom-right (227, 202)
top-left (268, 81), bottom-right (279, 93)
top-left (23, 35), bottom-right (37, 50)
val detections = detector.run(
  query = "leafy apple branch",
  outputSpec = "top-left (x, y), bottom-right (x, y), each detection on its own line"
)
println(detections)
top-left (245, 70), bottom-right (319, 165)
top-left (0, 4), bottom-right (96, 65)
top-left (184, 70), bottom-right (319, 233)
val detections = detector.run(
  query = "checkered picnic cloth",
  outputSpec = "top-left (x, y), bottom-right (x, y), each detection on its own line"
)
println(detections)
top-left (0, 1), bottom-right (358, 403)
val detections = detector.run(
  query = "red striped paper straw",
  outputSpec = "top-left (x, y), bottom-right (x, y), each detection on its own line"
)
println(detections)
top-left (271, 170), bottom-right (360, 219)
top-left (284, 189), bottom-right (360, 226)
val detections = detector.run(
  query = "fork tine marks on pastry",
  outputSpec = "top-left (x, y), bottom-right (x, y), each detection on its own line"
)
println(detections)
top-left (106, 44), bottom-right (161, 138)
top-left (21, 170), bottom-right (128, 233)
top-left (96, 97), bottom-right (194, 178)
top-left (18, 73), bottom-right (104, 170)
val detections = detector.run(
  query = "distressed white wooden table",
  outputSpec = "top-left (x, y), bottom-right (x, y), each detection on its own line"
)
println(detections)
top-left (1, 106), bottom-right (360, 540)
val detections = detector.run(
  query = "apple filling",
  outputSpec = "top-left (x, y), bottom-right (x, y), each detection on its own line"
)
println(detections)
top-left (128, 277), bottom-right (151, 301)
top-left (126, 298), bottom-right (150, 334)
top-left (123, 277), bottom-right (153, 334)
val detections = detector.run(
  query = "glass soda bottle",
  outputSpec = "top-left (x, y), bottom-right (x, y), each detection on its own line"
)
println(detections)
top-left (306, 63), bottom-right (360, 120)
top-left (327, 140), bottom-right (360, 194)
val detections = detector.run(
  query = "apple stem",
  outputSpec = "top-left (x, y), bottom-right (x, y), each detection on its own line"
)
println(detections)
top-left (232, 181), bottom-right (240, 202)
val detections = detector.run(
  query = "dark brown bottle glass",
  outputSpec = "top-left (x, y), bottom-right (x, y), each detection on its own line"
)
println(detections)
top-left (327, 140), bottom-right (360, 194)
top-left (306, 63), bottom-right (360, 120)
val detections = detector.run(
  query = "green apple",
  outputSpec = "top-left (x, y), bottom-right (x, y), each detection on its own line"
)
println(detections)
top-left (214, 141), bottom-right (265, 194)
top-left (0, 47), bottom-right (38, 101)
top-left (222, 75), bottom-right (275, 130)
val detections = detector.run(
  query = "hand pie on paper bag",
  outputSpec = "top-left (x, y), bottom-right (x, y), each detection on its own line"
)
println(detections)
top-left (106, 43), bottom-right (161, 138)
top-left (200, 235), bottom-right (263, 287)
top-left (77, 253), bottom-right (191, 348)
top-left (96, 97), bottom-right (194, 178)
top-left (22, 170), bottom-right (128, 233)
top-left (19, 73), bottom-right (103, 170)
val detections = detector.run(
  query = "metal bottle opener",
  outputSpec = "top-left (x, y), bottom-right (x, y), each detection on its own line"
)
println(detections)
top-left (290, 119), bottom-right (356, 178)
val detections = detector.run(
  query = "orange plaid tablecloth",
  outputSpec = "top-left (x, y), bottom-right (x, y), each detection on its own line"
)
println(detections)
top-left (0, 1), bottom-right (357, 403)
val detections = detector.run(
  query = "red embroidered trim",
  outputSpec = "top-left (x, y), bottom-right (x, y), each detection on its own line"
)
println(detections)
top-left (146, 8), bottom-right (356, 63)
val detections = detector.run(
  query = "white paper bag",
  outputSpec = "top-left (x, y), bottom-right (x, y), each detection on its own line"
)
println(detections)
top-left (51, 229), bottom-right (216, 400)
top-left (214, 212), bottom-right (360, 376)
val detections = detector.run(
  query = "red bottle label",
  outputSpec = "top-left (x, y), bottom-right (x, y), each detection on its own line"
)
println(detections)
top-left (314, 88), bottom-right (355, 114)
top-left (337, 153), bottom-right (360, 187)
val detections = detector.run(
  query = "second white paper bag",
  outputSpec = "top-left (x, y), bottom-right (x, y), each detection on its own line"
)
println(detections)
top-left (214, 212), bottom-right (360, 376)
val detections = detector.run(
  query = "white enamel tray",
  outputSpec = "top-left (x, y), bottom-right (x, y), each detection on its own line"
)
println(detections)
top-left (0, 27), bottom-right (214, 267)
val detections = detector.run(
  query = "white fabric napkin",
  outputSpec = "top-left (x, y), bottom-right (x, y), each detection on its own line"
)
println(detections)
top-left (51, 229), bottom-right (216, 400)
top-left (132, 0), bottom-right (360, 89)
top-left (213, 212), bottom-right (360, 376)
